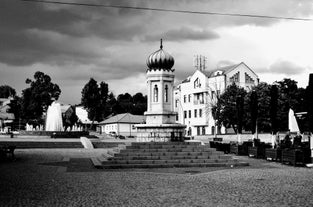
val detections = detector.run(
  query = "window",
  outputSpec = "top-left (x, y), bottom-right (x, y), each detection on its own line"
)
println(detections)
top-left (245, 73), bottom-right (255, 84)
top-left (199, 109), bottom-right (202, 117)
top-left (197, 127), bottom-right (200, 135)
top-left (176, 114), bottom-right (178, 121)
top-left (216, 90), bottom-right (220, 98)
top-left (188, 94), bottom-right (191, 102)
top-left (211, 91), bottom-right (215, 100)
top-left (175, 99), bottom-right (178, 108)
top-left (183, 95), bottom-right (186, 103)
top-left (188, 110), bottom-right (191, 118)
top-left (202, 126), bottom-right (205, 135)
top-left (194, 78), bottom-right (201, 88)
top-left (184, 111), bottom-right (187, 119)
top-left (194, 109), bottom-right (197, 118)
top-left (165, 85), bottom-right (168, 102)
top-left (229, 72), bottom-right (240, 83)
top-left (153, 85), bottom-right (158, 102)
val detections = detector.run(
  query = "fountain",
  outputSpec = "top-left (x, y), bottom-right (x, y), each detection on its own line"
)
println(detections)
top-left (45, 101), bottom-right (63, 131)
top-left (20, 102), bottom-right (89, 138)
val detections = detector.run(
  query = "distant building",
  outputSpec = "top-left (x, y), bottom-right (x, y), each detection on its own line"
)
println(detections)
top-left (174, 62), bottom-right (259, 136)
top-left (0, 98), bottom-right (15, 129)
top-left (99, 113), bottom-right (145, 137)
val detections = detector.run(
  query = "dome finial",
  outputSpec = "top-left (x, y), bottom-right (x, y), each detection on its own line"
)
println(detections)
top-left (160, 39), bottom-right (163, 49)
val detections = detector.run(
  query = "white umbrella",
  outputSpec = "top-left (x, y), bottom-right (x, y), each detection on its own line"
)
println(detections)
top-left (288, 108), bottom-right (300, 132)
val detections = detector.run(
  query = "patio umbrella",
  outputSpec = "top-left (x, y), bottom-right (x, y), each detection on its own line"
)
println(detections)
top-left (288, 108), bottom-right (300, 133)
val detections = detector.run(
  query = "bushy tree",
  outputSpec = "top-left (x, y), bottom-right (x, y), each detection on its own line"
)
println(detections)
top-left (21, 71), bottom-right (61, 124)
top-left (276, 78), bottom-right (303, 131)
top-left (216, 83), bottom-right (247, 133)
top-left (0, 85), bottom-right (16, 98)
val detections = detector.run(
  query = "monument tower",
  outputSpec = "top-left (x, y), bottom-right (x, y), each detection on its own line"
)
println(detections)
top-left (136, 39), bottom-right (186, 142)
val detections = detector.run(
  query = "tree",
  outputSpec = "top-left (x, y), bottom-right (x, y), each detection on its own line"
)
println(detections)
top-left (270, 84), bottom-right (278, 135)
top-left (131, 93), bottom-right (147, 115)
top-left (250, 90), bottom-right (258, 136)
top-left (113, 93), bottom-right (147, 115)
top-left (216, 83), bottom-right (247, 133)
top-left (99, 82), bottom-right (110, 119)
top-left (276, 78), bottom-right (301, 131)
top-left (306, 74), bottom-right (313, 133)
top-left (249, 82), bottom-right (271, 133)
top-left (21, 71), bottom-right (61, 125)
top-left (0, 85), bottom-right (16, 98)
top-left (236, 94), bottom-right (244, 134)
top-left (81, 78), bottom-right (101, 126)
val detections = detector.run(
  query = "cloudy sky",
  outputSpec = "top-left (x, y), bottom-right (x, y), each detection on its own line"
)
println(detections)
top-left (1, 0), bottom-right (313, 104)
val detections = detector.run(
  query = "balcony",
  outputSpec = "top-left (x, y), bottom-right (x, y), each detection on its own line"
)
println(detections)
top-left (193, 100), bottom-right (205, 105)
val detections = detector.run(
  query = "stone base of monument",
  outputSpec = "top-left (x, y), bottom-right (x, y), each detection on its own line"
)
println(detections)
top-left (135, 123), bottom-right (186, 142)
top-left (92, 142), bottom-right (249, 169)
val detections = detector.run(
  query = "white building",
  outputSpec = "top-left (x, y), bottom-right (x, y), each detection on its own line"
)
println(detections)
top-left (99, 113), bottom-right (145, 137)
top-left (174, 62), bottom-right (259, 136)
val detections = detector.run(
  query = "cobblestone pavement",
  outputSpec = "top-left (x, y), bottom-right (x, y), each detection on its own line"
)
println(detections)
top-left (0, 149), bottom-right (313, 207)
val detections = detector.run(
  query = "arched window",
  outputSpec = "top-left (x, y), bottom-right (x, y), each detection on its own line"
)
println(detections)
top-left (165, 85), bottom-right (168, 102)
top-left (153, 85), bottom-right (158, 102)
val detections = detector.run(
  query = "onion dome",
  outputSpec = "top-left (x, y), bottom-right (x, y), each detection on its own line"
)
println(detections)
top-left (146, 39), bottom-right (174, 70)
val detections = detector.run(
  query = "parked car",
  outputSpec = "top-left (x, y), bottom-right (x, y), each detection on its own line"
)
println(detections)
top-left (117, 135), bottom-right (126, 139)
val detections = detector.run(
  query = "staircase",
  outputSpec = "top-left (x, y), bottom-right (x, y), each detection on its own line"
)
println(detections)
top-left (93, 142), bottom-right (248, 169)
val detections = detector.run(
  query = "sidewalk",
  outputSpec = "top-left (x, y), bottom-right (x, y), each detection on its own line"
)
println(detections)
top-left (1, 148), bottom-right (313, 206)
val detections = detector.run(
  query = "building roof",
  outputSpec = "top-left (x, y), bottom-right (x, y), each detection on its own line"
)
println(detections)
top-left (202, 63), bottom-right (242, 78)
top-left (99, 113), bottom-right (145, 125)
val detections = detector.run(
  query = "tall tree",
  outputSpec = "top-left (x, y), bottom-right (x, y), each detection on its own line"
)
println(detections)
top-left (21, 71), bottom-right (61, 125)
top-left (236, 94), bottom-right (244, 134)
top-left (250, 90), bottom-right (258, 136)
top-left (0, 85), bottom-right (16, 98)
top-left (131, 93), bottom-right (147, 115)
top-left (306, 74), bottom-right (313, 133)
top-left (216, 83), bottom-right (247, 133)
top-left (276, 78), bottom-right (300, 131)
top-left (270, 84), bottom-right (278, 135)
top-left (99, 82), bottom-right (110, 119)
top-left (81, 78), bottom-right (101, 126)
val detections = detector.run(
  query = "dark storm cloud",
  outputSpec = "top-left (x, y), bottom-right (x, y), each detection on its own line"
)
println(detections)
top-left (0, 0), bottom-right (148, 66)
top-left (144, 27), bottom-right (219, 42)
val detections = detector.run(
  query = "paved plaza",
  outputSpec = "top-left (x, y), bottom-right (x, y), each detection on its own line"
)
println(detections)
top-left (0, 148), bottom-right (313, 207)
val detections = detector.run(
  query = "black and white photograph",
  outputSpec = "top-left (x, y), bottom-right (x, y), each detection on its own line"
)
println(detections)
top-left (1, 0), bottom-right (313, 206)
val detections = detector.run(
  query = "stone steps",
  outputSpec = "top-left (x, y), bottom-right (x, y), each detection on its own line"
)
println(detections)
top-left (121, 148), bottom-right (215, 153)
top-left (110, 154), bottom-right (231, 160)
top-left (105, 158), bottom-right (236, 165)
top-left (100, 162), bottom-right (248, 169)
top-left (94, 142), bottom-right (248, 169)
top-left (118, 150), bottom-right (224, 156)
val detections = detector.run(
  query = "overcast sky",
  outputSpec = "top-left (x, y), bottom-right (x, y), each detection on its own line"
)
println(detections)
top-left (1, 0), bottom-right (313, 104)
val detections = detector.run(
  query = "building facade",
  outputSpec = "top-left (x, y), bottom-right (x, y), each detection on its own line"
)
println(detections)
top-left (174, 62), bottom-right (259, 136)
top-left (99, 113), bottom-right (145, 137)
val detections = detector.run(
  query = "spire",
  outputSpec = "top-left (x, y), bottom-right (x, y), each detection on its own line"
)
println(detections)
top-left (160, 39), bottom-right (163, 49)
